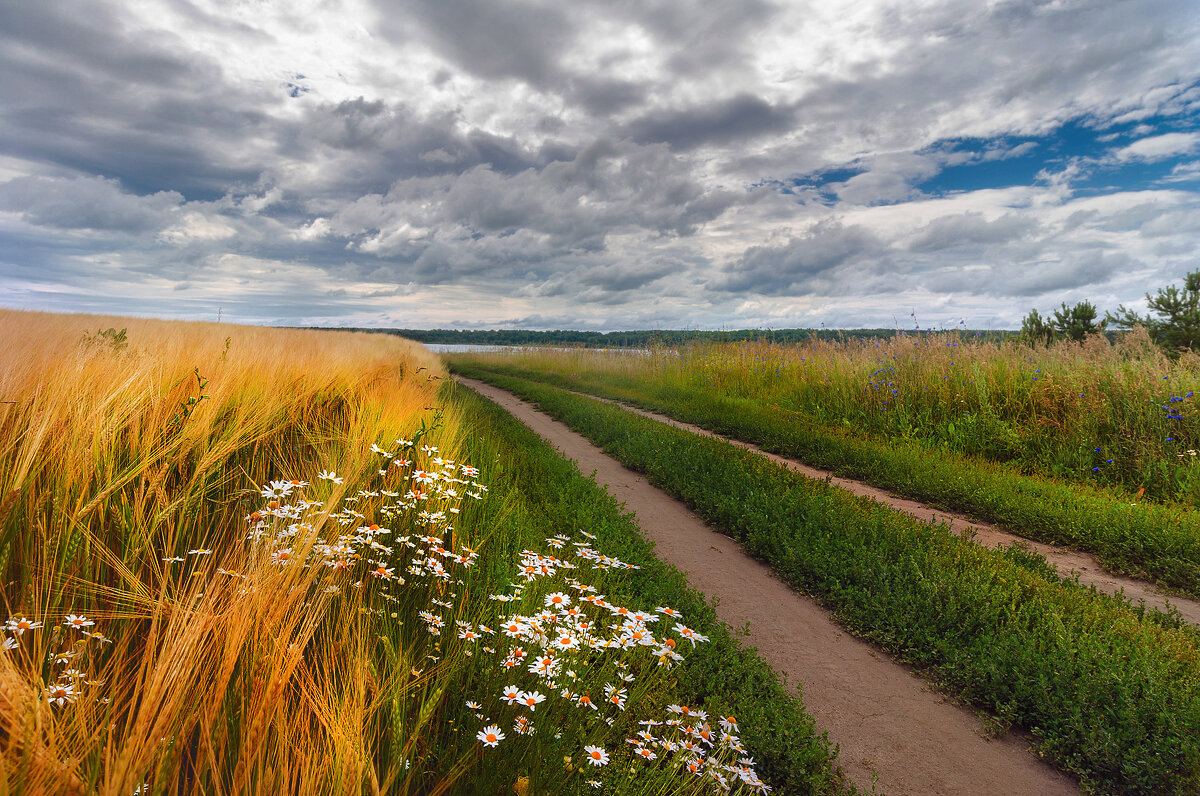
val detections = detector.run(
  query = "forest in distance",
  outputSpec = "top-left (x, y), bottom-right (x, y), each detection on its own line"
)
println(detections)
top-left (320, 326), bottom-right (1014, 348)
top-left (318, 268), bottom-right (1200, 354)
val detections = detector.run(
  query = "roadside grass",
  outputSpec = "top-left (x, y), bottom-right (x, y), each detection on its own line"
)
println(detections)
top-left (0, 310), bottom-right (838, 795)
top-left (443, 329), bottom-right (1200, 504)
top-left (450, 356), bottom-right (1200, 598)
top-left (451, 365), bottom-right (1200, 796)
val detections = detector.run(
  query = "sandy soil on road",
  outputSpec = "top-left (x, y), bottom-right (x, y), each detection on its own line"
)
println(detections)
top-left (457, 376), bottom-right (1079, 796)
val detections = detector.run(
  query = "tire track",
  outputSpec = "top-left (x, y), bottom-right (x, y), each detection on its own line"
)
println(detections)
top-left (565, 389), bottom-right (1200, 627)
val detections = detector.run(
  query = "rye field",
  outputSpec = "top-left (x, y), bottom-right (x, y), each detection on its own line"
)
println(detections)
top-left (0, 310), bottom-right (831, 795)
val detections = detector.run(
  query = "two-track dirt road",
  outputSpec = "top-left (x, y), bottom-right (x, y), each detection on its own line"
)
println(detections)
top-left (457, 376), bottom-right (1079, 796)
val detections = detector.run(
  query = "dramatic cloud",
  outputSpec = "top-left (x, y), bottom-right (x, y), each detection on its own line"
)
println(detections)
top-left (906, 213), bottom-right (1041, 253)
top-left (0, 176), bottom-right (183, 234)
top-left (1, 0), bottom-right (1198, 329)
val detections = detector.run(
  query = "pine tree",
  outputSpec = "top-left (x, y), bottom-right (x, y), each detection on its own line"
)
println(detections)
top-left (1020, 308), bottom-right (1057, 346)
top-left (1106, 269), bottom-right (1200, 353)
top-left (1051, 300), bottom-right (1105, 341)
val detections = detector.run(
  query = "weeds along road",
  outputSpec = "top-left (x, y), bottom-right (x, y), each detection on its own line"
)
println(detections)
top-left (566, 389), bottom-right (1200, 628)
top-left (456, 376), bottom-right (1078, 796)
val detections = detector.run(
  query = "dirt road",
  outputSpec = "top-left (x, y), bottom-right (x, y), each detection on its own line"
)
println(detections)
top-left (457, 376), bottom-right (1079, 796)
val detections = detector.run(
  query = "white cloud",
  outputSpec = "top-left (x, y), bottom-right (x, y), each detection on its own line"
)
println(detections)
top-left (1164, 160), bottom-right (1200, 182)
top-left (157, 212), bottom-right (237, 244)
top-left (1111, 132), bottom-right (1200, 162)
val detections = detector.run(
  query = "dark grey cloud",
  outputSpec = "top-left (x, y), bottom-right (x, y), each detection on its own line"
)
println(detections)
top-left (624, 94), bottom-right (797, 151)
top-left (313, 138), bottom-right (739, 285)
top-left (0, 3), bottom-right (274, 198)
top-left (0, 176), bottom-right (183, 233)
top-left (630, 0), bottom-right (777, 76)
top-left (514, 255), bottom-right (683, 300)
top-left (568, 77), bottom-right (647, 116)
top-left (285, 98), bottom-right (548, 201)
top-left (374, 0), bottom-right (574, 89)
top-left (712, 202), bottom-right (1158, 305)
top-left (370, 0), bottom-right (779, 115)
top-left (907, 212), bottom-right (1040, 252)
top-left (976, 250), bottom-right (1136, 298)
top-left (582, 259), bottom-right (676, 291)
top-left (716, 220), bottom-right (887, 295)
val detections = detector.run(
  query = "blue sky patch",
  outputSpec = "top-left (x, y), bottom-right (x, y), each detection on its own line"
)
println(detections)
top-left (784, 93), bottom-right (1200, 204)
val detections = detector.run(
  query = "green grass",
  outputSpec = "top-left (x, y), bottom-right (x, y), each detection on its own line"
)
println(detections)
top-left (660, 333), bottom-right (1200, 503)
top-left (451, 365), bottom-right (1200, 796)
top-left (452, 358), bottom-right (1200, 598)
top-left (440, 383), bottom-right (849, 794)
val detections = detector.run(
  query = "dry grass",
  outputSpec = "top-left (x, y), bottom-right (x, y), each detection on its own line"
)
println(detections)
top-left (0, 310), bottom-right (456, 794)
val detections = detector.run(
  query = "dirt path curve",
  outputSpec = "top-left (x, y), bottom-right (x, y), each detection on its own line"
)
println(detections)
top-left (457, 376), bottom-right (1078, 796)
top-left (562, 391), bottom-right (1200, 628)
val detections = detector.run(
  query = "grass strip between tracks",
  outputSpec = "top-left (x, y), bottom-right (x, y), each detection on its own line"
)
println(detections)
top-left (449, 383), bottom-right (848, 794)
top-left (451, 361), bottom-right (1200, 598)
top-left (451, 364), bottom-right (1200, 796)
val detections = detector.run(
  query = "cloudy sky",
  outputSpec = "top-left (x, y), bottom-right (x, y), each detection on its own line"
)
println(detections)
top-left (2, 0), bottom-right (1199, 330)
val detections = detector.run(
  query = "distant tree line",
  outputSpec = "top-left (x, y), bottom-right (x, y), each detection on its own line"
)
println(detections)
top-left (1021, 269), bottom-right (1200, 353)
top-left (322, 327), bottom-right (1014, 348)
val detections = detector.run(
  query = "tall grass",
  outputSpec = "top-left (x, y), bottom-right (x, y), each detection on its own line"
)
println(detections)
top-left (453, 329), bottom-right (1200, 504)
top-left (0, 310), bottom-right (447, 591)
top-left (0, 311), bottom-right (800, 794)
top-left (0, 310), bottom-right (458, 793)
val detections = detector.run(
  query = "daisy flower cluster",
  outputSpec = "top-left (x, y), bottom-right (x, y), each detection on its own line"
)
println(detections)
top-left (9, 430), bottom-right (483, 719)
top-left (4, 613), bottom-right (112, 708)
top-left (237, 436), bottom-right (487, 595)
top-left (616, 707), bottom-right (769, 793)
top-left (425, 527), bottom-right (763, 793)
top-left (567, 708), bottom-right (769, 792)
